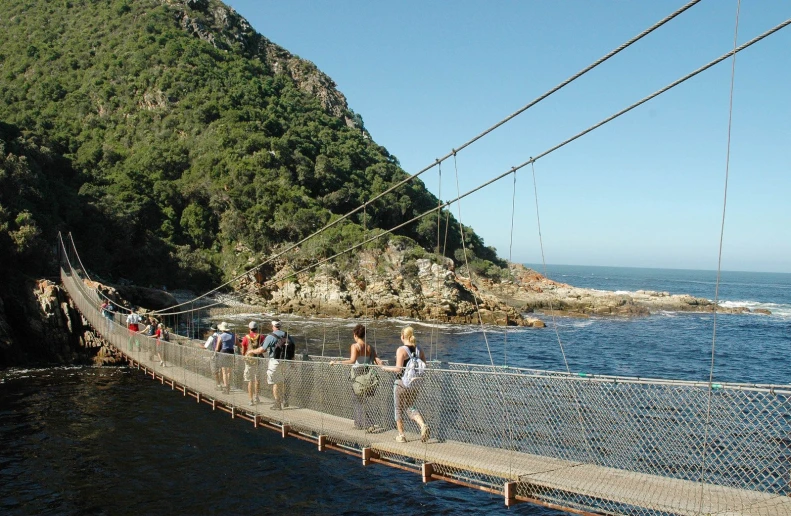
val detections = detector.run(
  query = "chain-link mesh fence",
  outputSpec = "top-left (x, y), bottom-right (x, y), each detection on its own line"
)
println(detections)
top-left (60, 245), bottom-right (791, 515)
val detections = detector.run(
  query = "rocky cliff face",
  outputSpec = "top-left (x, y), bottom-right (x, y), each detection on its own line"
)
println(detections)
top-left (236, 244), bottom-right (542, 326)
top-left (0, 279), bottom-right (122, 368)
top-left (229, 250), bottom-right (763, 323)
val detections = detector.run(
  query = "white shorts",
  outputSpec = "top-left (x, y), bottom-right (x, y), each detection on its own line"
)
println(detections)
top-left (266, 359), bottom-right (283, 385)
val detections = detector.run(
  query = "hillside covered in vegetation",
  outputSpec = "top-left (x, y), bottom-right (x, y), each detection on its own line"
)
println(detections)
top-left (0, 0), bottom-right (505, 292)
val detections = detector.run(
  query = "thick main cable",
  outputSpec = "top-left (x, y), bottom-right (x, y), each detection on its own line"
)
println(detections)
top-left (153, 0), bottom-right (704, 313)
top-left (154, 18), bottom-right (790, 316)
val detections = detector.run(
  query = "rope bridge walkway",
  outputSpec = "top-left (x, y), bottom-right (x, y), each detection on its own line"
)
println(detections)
top-left (61, 259), bottom-right (791, 515)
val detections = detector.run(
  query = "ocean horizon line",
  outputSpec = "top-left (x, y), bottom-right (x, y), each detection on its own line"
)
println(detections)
top-left (522, 263), bottom-right (791, 276)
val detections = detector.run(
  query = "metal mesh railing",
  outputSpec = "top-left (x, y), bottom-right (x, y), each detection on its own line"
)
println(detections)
top-left (60, 254), bottom-right (791, 515)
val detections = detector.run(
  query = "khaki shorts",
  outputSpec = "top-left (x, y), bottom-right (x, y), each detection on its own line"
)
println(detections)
top-left (243, 363), bottom-right (259, 382)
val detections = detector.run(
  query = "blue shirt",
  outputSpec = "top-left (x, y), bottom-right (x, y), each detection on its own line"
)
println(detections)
top-left (218, 331), bottom-right (235, 353)
top-left (263, 330), bottom-right (290, 358)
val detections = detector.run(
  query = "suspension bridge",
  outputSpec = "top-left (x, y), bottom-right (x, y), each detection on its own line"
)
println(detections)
top-left (60, 233), bottom-right (791, 515)
top-left (56, 2), bottom-right (791, 514)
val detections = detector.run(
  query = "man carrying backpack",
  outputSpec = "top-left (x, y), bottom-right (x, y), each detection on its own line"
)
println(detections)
top-left (246, 320), bottom-right (294, 410)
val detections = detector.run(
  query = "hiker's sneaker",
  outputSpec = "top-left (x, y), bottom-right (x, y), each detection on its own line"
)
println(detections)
top-left (420, 424), bottom-right (431, 443)
top-left (395, 434), bottom-right (407, 443)
top-left (248, 400), bottom-right (256, 406)
top-left (254, 396), bottom-right (261, 404)
top-left (270, 403), bottom-right (282, 411)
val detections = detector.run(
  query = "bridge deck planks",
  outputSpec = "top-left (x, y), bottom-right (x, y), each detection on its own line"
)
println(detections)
top-left (122, 347), bottom-right (791, 516)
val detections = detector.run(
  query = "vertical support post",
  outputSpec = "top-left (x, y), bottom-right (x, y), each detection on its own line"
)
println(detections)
top-left (504, 481), bottom-right (518, 507)
top-left (253, 415), bottom-right (259, 428)
top-left (212, 399), bottom-right (216, 411)
top-left (197, 392), bottom-right (201, 404)
top-left (362, 447), bottom-right (377, 466)
top-left (231, 407), bottom-right (236, 419)
top-left (318, 435), bottom-right (327, 451)
top-left (422, 462), bottom-right (435, 483)
top-left (281, 424), bottom-right (290, 438)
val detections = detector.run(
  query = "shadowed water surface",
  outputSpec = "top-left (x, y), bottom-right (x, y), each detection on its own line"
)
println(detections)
top-left (0, 367), bottom-right (560, 515)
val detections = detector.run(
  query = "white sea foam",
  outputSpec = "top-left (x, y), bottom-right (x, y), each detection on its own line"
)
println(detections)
top-left (718, 300), bottom-right (791, 319)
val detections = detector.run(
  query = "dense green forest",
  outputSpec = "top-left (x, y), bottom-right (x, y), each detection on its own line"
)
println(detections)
top-left (0, 0), bottom-right (505, 290)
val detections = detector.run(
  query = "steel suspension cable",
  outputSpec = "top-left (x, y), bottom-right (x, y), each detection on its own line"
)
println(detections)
top-left (453, 154), bottom-right (495, 367)
top-left (505, 172), bottom-right (517, 367)
top-left (151, 1), bottom-right (703, 314)
top-left (531, 162), bottom-right (570, 374)
top-left (68, 233), bottom-right (133, 314)
top-left (431, 161), bottom-right (444, 361)
top-left (699, 0), bottom-right (742, 506)
top-left (153, 18), bottom-right (791, 317)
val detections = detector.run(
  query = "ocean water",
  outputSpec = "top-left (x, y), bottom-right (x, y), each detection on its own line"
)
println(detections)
top-left (2, 265), bottom-right (790, 515)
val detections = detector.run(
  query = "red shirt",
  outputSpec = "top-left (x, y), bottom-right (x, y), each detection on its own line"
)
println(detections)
top-left (241, 332), bottom-right (261, 355)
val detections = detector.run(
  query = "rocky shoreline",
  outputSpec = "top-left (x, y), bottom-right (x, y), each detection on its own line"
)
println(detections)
top-left (0, 247), bottom-right (771, 368)
top-left (229, 245), bottom-right (769, 324)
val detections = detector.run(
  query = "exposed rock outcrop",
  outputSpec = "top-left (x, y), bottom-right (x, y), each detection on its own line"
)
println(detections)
top-left (481, 264), bottom-right (767, 317)
top-left (231, 250), bottom-right (764, 323)
top-left (0, 279), bottom-right (123, 368)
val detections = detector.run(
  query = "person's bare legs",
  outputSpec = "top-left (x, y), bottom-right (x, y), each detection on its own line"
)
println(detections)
top-left (410, 411), bottom-right (430, 441)
top-left (272, 383), bottom-right (281, 405)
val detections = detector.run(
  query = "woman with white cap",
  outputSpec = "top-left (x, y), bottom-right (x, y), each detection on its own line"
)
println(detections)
top-left (214, 322), bottom-right (236, 394)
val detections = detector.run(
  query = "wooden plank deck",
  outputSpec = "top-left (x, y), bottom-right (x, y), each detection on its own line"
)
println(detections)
top-left (118, 345), bottom-right (791, 516)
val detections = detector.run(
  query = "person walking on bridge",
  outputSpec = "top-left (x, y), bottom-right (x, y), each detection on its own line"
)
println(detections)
top-left (154, 323), bottom-right (169, 367)
top-left (126, 308), bottom-right (141, 351)
top-left (204, 324), bottom-right (221, 390)
top-left (215, 322), bottom-right (236, 394)
top-left (247, 320), bottom-right (294, 410)
top-left (241, 321), bottom-right (263, 405)
top-left (100, 299), bottom-right (114, 334)
top-left (383, 326), bottom-right (430, 443)
top-left (330, 324), bottom-right (383, 431)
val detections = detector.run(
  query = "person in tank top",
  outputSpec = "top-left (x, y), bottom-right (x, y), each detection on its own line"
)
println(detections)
top-left (330, 324), bottom-right (384, 431)
top-left (382, 326), bottom-right (430, 443)
top-left (215, 322), bottom-right (236, 394)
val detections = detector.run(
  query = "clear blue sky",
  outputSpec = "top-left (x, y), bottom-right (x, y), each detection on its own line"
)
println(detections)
top-left (226, 1), bottom-right (790, 273)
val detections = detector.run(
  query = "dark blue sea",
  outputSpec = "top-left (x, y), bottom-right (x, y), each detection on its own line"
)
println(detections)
top-left (2, 265), bottom-right (790, 515)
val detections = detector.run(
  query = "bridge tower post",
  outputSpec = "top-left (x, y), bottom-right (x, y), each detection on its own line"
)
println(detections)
top-left (362, 447), bottom-right (378, 466)
top-left (422, 462), bottom-right (436, 483)
top-left (504, 481), bottom-right (518, 507)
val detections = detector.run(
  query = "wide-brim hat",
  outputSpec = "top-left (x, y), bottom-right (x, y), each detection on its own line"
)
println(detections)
top-left (218, 322), bottom-right (230, 331)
